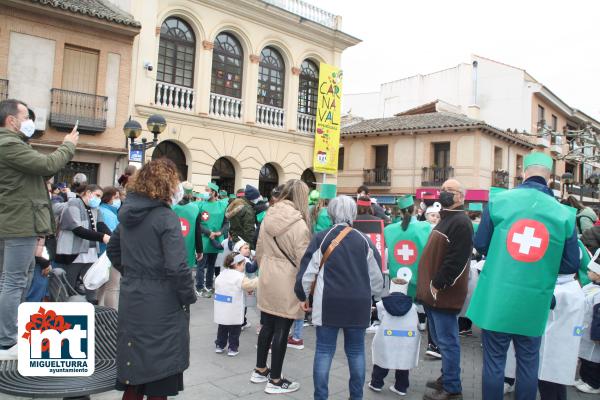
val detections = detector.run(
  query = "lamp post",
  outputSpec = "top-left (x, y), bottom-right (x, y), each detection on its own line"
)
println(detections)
top-left (561, 172), bottom-right (574, 199)
top-left (123, 114), bottom-right (166, 165)
top-left (588, 173), bottom-right (600, 200)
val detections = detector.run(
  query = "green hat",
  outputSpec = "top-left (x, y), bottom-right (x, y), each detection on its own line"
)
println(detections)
top-left (207, 182), bottom-right (219, 192)
top-left (397, 195), bottom-right (414, 209)
top-left (320, 184), bottom-right (337, 200)
top-left (524, 152), bottom-right (553, 170)
top-left (219, 189), bottom-right (228, 197)
top-left (229, 194), bottom-right (236, 199)
top-left (182, 181), bottom-right (194, 195)
top-left (467, 202), bottom-right (483, 212)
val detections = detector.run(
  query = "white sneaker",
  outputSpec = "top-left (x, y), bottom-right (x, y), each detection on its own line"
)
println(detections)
top-left (215, 346), bottom-right (225, 354)
top-left (241, 321), bottom-right (251, 331)
top-left (389, 385), bottom-right (406, 396)
top-left (368, 382), bottom-right (382, 392)
top-left (0, 344), bottom-right (18, 361)
top-left (575, 382), bottom-right (600, 394)
top-left (418, 322), bottom-right (426, 331)
top-left (227, 349), bottom-right (239, 357)
top-left (503, 383), bottom-right (515, 395)
top-left (250, 368), bottom-right (270, 383)
top-left (264, 378), bottom-right (300, 394)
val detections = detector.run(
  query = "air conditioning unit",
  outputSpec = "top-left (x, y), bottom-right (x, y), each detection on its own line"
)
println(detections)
top-left (31, 107), bottom-right (48, 131)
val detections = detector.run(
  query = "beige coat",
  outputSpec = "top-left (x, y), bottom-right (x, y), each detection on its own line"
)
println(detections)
top-left (256, 200), bottom-right (310, 320)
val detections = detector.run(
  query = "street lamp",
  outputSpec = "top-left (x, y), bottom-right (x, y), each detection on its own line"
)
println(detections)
top-left (123, 114), bottom-right (166, 165)
top-left (561, 172), bottom-right (574, 199)
top-left (588, 173), bottom-right (600, 199)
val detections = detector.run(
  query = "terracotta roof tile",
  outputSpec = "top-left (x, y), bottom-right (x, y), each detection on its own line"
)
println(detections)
top-left (29, 0), bottom-right (141, 27)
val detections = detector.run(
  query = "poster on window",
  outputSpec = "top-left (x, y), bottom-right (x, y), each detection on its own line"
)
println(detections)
top-left (312, 63), bottom-right (343, 175)
top-left (353, 219), bottom-right (387, 273)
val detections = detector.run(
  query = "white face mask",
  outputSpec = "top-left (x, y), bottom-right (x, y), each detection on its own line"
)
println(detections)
top-left (20, 119), bottom-right (36, 138)
top-left (171, 183), bottom-right (184, 205)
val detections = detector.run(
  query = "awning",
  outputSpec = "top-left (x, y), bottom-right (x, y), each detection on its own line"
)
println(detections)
top-left (370, 195), bottom-right (398, 205)
top-left (465, 189), bottom-right (489, 202)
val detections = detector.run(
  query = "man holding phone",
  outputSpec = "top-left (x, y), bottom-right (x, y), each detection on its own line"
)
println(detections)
top-left (0, 99), bottom-right (79, 360)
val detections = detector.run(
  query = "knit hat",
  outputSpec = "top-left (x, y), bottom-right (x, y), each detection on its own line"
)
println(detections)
top-left (390, 267), bottom-right (412, 294)
top-left (236, 188), bottom-right (245, 198)
top-left (426, 202), bottom-right (441, 214)
top-left (245, 185), bottom-right (260, 201)
top-left (233, 239), bottom-right (248, 253)
top-left (320, 184), bottom-right (337, 200)
top-left (182, 181), bottom-right (194, 195)
top-left (207, 182), bottom-right (219, 192)
top-left (397, 195), bottom-right (414, 210)
top-left (357, 196), bottom-right (372, 207)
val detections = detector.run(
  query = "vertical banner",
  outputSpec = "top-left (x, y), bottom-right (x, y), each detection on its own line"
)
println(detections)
top-left (313, 63), bottom-right (343, 174)
top-left (353, 219), bottom-right (387, 273)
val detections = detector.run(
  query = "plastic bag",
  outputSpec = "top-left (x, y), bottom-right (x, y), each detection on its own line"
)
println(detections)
top-left (83, 252), bottom-right (111, 290)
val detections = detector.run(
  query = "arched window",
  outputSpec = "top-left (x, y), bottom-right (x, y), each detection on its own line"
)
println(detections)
top-left (211, 157), bottom-right (236, 195)
top-left (298, 60), bottom-right (319, 116)
top-left (157, 17), bottom-right (195, 88)
top-left (257, 47), bottom-right (285, 108)
top-left (259, 163), bottom-right (279, 198)
top-left (152, 141), bottom-right (188, 181)
top-left (211, 33), bottom-right (243, 98)
top-left (301, 168), bottom-right (317, 190)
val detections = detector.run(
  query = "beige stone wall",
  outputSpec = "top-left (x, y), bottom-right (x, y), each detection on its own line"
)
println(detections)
top-left (338, 129), bottom-right (532, 194)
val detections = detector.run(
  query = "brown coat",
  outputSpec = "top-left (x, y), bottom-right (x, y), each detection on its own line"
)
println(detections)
top-left (256, 200), bottom-right (311, 320)
top-left (416, 230), bottom-right (470, 312)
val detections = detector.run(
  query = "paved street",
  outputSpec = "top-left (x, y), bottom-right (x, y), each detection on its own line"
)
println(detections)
top-left (3, 296), bottom-right (594, 400)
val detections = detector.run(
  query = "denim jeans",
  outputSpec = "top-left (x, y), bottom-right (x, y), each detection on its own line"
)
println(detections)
top-left (0, 237), bottom-right (37, 347)
top-left (314, 326), bottom-right (365, 400)
top-left (196, 253), bottom-right (218, 290)
top-left (425, 306), bottom-right (462, 393)
top-left (481, 329), bottom-right (541, 400)
top-left (292, 319), bottom-right (303, 340)
top-left (25, 263), bottom-right (49, 302)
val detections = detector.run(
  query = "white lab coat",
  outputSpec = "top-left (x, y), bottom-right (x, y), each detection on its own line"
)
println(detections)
top-left (505, 276), bottom-right (585, 384)
top-left (372, 299), bottom-right (420, 370)
top-left (579, 282), bottom-right (600, 363)
top-left (459, 261), bottom-right (480, 317)
top-left (213, 269), bottom-right (245, 325)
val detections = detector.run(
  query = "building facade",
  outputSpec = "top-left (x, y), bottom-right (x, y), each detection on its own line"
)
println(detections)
top-left (112, 0), bottom-right (359, 195)
top-left (338, 107), bottom-right (534, 196)
top-left (0, 0), bottom-right (140, 186)
top-left (343, 55), bottom-right (600, 198)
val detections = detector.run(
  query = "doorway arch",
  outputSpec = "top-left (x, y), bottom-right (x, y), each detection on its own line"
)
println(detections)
top-left (301, 168), bottom-right (317, 190)
top-left (152, 141), bottom-right (188, 181)
top-left (259, 163), bottom-right (279, 198)
top-left (211, 157), bottom-right (236, 195)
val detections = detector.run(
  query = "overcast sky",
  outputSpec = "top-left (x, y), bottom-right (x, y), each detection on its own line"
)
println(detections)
top-left (305, 0), bottom-right (600, 119)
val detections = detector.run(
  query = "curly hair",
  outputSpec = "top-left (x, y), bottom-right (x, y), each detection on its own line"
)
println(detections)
top-left (128, 158), bottom-right (179, 203)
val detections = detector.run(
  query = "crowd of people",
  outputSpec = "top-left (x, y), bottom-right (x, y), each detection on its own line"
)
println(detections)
top-left (1, 97), bottom-right (600, 400)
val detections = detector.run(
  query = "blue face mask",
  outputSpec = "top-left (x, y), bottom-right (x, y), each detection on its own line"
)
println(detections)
top-left (112, 199), bottom-right (122, 209)
top-left (88, 197), bottom-right (101, 209)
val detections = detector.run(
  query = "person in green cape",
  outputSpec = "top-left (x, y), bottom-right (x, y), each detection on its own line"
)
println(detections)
top-left (466, 202), bottom-right (482, 234)
top-left (195, 182), bottom-right (229, 298)
top-left (172, 181), bottom-right (203, 269)
top-left (311, 183), bottom-right (336, 233)
top-left (467, 152), bottom-right (580, 400)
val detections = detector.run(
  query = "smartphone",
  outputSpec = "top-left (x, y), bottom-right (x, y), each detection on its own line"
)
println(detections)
top-left (74, 120), bottom-right (79, 131)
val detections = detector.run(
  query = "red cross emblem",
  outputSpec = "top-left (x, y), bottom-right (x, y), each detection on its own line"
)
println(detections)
top-left (506, 219), bottom-right (549, 263)
top-left (394, 240), bottom-right (417, 265)
top-left (201, 211), bottom-right (210, 222)
top-left (179, 218), bottom-right (190, 237)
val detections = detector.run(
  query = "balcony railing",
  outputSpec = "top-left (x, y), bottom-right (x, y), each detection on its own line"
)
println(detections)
top-left (49, 89), bottom-right (107, 133)
top-left (421, 167), bottom-right (454, 186)
top-left (262, 0), bottom-right (337, 29)
top-left (363, 168), bottom-right (391, 186)
top-left (256, 104), bottom-right (285, 128)
top-left (567, 184), bottom-right (598, 199)
top-left (493, 170), bottom-right (509, 188)
top-left (297, 112), bottom-right (316, 134)
top-left (0, 79), bottom-right (7, 100)
top-left (155, 82), bottom-right (194, 112)
top-left (209, 93), bottom-right (242, 120)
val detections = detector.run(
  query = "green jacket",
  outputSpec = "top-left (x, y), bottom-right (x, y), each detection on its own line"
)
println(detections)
top-left (0, 127), bottom-right (75, 238)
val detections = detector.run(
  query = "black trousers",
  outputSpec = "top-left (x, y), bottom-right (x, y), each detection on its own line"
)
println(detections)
top-left (66, 262), bottom-right (96, 302)
top-left (580, 358), bottom-right (600, 389)
top-left (538, 380), bottom-right (566, 400)
top-left (215, 324), bottom-right (241, 351)
top-left (256, 312), bottom-right (293, 380)
top-left (370, 364), bottom-right (409, 392)
top-left (458, 317), bottom-right (472, 331)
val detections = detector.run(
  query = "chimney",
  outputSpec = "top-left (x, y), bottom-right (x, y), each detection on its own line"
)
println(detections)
top-left (467, 60), bottom-right (480, 119)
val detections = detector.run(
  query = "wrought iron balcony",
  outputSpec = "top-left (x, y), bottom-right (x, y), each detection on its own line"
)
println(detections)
top-left (49, 89), bottom-right (107, 133)
top-left (363, 168), bottom-right (391, 187)
top-left (0, 79), bottom-right (7, 100)
top-left (493, 170), bottom-right (509, 188)
top-left (421, 167), bottom-right (454, 187)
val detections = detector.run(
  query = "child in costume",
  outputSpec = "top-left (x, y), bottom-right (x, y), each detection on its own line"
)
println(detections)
top-left (369, 268), bottom-right (420, 396)
top-left (214, 252), bottom-right (258, 356)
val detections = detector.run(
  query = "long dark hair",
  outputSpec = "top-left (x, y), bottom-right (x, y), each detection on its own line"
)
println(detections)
top-left (400, 205), bottom-right (415, 231)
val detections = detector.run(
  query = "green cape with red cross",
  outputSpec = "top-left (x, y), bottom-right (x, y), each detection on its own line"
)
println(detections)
top-left (172, 202), bottom-right (199, 267)
top-left (466, 188), bottom-right (575, 336)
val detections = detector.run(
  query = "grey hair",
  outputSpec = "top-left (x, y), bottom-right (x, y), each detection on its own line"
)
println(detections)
top-left (73, 173), bottom-right (88, 184)
top-left (524, 165), bottom-right (551, 181)
top-left (327, 195), bottom-right (357, 225)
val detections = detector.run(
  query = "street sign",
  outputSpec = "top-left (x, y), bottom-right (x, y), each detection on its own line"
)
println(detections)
top-left (129, 148), bottom-right (142, 163)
